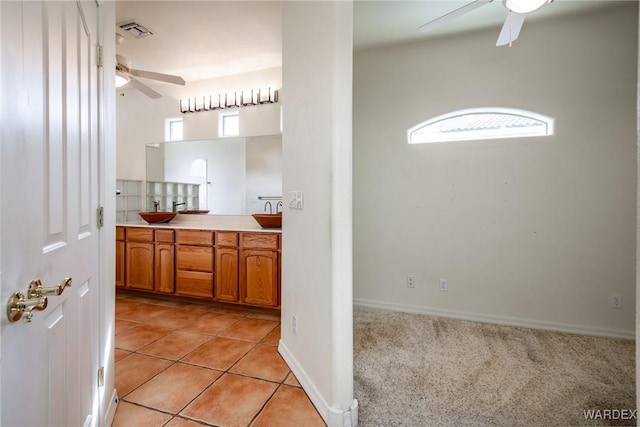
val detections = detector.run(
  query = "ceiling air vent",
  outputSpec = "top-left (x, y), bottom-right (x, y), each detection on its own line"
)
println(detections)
top-left (118, 21), bottom-right (154, 38)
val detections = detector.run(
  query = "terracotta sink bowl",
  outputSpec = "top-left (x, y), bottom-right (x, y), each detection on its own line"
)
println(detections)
top-left (252, 213), bottom-right (282, 229)
top-left (138, 212), bottom-right (178, 224)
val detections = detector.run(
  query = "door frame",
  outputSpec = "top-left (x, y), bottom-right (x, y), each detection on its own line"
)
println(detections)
top-left (0, 0), bottom-right (3, 420)
top-left (96, 1), bottom-right (118, 425)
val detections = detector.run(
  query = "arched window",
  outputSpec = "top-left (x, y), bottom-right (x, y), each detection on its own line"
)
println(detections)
top-left (407, 108), bottom-right (554, 144)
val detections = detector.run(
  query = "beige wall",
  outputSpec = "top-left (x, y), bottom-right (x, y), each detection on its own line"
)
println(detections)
top-left (279, 1), bottom-right (356, 425)
top-left (354, 2), bottom-right (637, 338)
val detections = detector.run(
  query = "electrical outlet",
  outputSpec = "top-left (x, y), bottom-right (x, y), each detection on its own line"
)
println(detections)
top-left (292, 315), bottom-right (298, 334)
top-left (611, 293), bottom-right (622, 309)
top-left (439, 279), bottom-right (448, 292)
top-left (407, 275), bottom-right (415, 288)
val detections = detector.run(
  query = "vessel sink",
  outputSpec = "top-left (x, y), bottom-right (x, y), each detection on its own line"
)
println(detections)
top-left (138, 211), bottom-right (178, 224)
top-left (252, 213), bottom-right (282, 228)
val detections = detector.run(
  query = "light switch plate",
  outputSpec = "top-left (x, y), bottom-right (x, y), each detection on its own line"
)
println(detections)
top-left (288, 191), bottom-right (297, 208)
top-left (296, 191), bottom-right (304, 209)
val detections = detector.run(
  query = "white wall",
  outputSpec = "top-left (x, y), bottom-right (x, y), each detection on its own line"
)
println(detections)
top-left (353, 2), bottom-right (637, 338)
top-left (279, 2), bottom-right (356, 426)
top-left (116, 67), bottom-right (281, 181)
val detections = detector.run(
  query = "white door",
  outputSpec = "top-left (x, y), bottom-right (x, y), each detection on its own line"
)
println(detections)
top-left (1, 1), bottom-right (102, 426)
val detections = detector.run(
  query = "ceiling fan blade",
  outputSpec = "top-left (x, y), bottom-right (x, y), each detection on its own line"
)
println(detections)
top-left (419, 0), bottom-right (493, 33)
top-left (128, 76), bottom-right (162, 99)
top-left (496, 11), bottom-right (526, 46)
top-left (130, 68), bottom-right (186, 86)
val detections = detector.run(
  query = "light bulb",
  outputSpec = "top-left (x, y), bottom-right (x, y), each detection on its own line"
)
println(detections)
top-left (115, 74), bottom-right (130, 88)
top-left (505, 0), bottom-right (547, 14)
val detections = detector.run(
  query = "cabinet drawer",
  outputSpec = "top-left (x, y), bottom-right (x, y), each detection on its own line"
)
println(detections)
top-left (116, 226), bottom-right (125, 241)
top-left (216, 232), bottom-right (238, 247)
top-left (176, 246), bottom-right (213, 272)
top-left (126, 227), bottom-right (154, 242)
top-left (175, 270), bottom-right (213, 299)
top-left (241, 233), bottom-right (279, 249)
top-left (176, 230), bottom-right (213, 246)
top-left (155, 229), bottom-right (175, 243)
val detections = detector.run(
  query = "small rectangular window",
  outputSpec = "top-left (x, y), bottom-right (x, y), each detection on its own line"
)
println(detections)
top-left (165, 117), bottom-right (183, 141)
top-left (220, 112), bottom-right (239, 137)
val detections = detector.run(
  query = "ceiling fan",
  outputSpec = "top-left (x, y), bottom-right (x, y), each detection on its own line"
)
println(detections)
top-left (115, 53), bottom-right (185, 99)
top-left (419, 0), bottom-right (553, 47)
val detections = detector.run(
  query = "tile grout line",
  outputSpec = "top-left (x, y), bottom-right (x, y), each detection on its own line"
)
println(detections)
top-left (116, 297), bottom-right (286, 425)
top-left (117, 306), bottom-right (277, 357)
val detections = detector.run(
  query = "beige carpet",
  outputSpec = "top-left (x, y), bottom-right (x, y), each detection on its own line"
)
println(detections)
top-left (354, 306), bottom-right (635, 427)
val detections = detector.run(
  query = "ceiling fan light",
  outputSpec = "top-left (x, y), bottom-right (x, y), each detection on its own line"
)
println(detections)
top-left (505, 0), bottom-right (547, 14)
top-left (115, 74), bottom-right (130, 88)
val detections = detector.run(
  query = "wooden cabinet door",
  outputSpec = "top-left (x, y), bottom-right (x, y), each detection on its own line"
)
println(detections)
top-left (240, 249), bottom-right (278, 307)
top-left (125, 242), bottom-right (154, 291)
top-left (115, 240), bottom-right (125, 288)
top-left (116, 226), bottom-right (125, 287)
top-left (215, 248), bottom-right (239, 302)
top-left (155, 243), bottom-right (175, 294)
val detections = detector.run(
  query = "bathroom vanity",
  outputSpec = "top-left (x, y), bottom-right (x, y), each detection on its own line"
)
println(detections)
top-left (116, 215), bottom-right (281, 309)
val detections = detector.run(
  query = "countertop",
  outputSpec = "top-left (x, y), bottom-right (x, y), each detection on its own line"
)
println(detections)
top-left (117, 214), bottom-right (281, 233)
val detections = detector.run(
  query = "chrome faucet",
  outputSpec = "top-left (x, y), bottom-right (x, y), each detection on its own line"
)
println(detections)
top-left (153, 200), bottom-right (160, 212)
top-left (276, 201), bottom-right (283, 213)
top-left (264, 201), bottom-right (272, 214)
top-left (172, 201), bottom-right (186, 212)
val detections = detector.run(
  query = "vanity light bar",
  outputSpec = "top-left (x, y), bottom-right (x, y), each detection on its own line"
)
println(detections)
top-left (180, 88), bottom-right (279, 114)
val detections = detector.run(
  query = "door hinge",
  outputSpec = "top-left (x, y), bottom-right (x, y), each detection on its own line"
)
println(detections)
top-left (96, 44), bottom-right (104, 68)
top-left (97, 206), bottom-right (104, 228)
top-left (97, 366), bottom-right (105, 387)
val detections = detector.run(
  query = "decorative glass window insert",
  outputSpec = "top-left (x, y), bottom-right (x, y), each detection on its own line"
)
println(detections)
top-left (407, 108), bottom-right (554, 144)
top-left (220, 112), bottom-right (240, 137)
top-left (165, 117), bottom-right (183, 141)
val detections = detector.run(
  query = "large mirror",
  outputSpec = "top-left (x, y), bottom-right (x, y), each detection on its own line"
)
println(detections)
top-left (146, 134), bottom-right (282, 215)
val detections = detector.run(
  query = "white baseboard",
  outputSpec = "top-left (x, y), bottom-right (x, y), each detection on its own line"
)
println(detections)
top-left (353, 298), bottom-right (635, 340)
top-left (102, 389), bottom-right (118, 427)
top-left (278, 341), bottom-right (359, 427)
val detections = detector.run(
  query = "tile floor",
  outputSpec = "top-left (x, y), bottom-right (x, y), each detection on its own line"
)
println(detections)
top-left (113, 291), bottom-right (326, 427)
